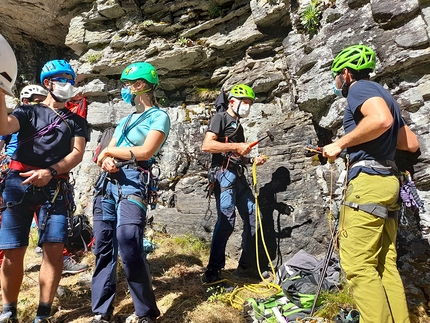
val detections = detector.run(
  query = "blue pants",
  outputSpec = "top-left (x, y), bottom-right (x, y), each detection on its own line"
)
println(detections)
top-left (0, 171), bottom-right (69, 248)
top-left (91, 169), bottom-right (159, 318)
top-left (207, 166), bottom-right (257, 271)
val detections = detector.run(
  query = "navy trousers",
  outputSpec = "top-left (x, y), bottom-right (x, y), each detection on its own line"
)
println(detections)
top-left (91, 169), bottom-right (159, 318)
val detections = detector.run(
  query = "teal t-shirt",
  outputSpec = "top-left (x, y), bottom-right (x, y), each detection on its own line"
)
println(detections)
top-left (113, 106), bottom-right (170, 156)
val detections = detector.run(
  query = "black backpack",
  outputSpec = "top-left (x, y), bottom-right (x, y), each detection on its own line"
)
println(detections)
top-left (67, 214), bottom-right (94, 253)
top-left (93, 127), bottom-right (115, 163)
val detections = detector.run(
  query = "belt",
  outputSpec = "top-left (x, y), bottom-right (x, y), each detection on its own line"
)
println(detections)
top-left (9, 160), bottom-right (69, 179)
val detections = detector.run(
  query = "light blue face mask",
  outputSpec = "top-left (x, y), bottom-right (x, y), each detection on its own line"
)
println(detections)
top-left (121, 87), bottom-right (136, 106)
top-left (332, 81), bottom-right (343, 97)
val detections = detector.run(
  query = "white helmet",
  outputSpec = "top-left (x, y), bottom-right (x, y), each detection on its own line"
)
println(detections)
top-left (0, 34), bottom-right (17, 96)
top-left (20, 85), bottom-right (48, 102)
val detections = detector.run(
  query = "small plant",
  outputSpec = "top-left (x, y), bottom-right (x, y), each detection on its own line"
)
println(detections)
top-left (178, 36), bottom-right (189, 47)
top-left (208, 2), bottom-right (223, 18)
top-left (301, 0), bottom-right (321, 35)
top-left (87, 52), bottom-right (103, 64)
top-left (207, 286), bottom-right (230, 303)
top-left (142, 20), bottom-right (154, 27)
top-left (158, 96), bottom-right (170, 107)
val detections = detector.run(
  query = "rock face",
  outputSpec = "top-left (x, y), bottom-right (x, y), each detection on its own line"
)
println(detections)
top-left (1, 0), bottom-right (429, 306)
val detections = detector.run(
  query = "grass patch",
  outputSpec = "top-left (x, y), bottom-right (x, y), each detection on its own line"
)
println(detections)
top-left (5, 230), bottom-right (428, 323)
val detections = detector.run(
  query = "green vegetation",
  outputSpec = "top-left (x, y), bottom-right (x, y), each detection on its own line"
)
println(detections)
top-left (87, 52), bottom-right (103, 64)
top-left (178, 36), bottom-right (189, 47)
top-left (142, 20), bottom-right (154, 28)
top-left (14, 230), bottom-right (427, 322)
top-left (208, 2), bottom-right (224, 18)
top-left (158, 96), bottom-right (170, 107)
top-left (301, 0), bottom-right (322, 35)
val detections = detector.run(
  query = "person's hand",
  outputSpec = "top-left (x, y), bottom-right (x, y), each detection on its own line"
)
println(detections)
top-left (236, 142), bottom-right (252, 156)
top-left (20, 169), bottom-right (52, 187)
top-left (322, 142), bottom-right (343, 159)
top-left (255, 154), bottom-right (268, 166)
top-left (97, 148), bottom-right (110, 167)
top-left (101, 156), bottom-right (119, 173)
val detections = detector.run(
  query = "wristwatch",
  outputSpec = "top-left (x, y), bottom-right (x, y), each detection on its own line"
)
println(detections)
top-left (48, 166), bottom-right (58, 177)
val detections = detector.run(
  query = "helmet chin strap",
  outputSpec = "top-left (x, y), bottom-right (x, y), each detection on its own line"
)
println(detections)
top-left (48, 83), bottom-right (66, 103)
top-left (233, 100), bottom-right (242, 118)
top-left (339, 74), bottom-right (352, 98)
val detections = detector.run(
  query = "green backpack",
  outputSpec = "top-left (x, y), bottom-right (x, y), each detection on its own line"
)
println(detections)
top-left (281, 271), bottom-right (331, 308)
top-left (243, 291), bottom-right (311, 323)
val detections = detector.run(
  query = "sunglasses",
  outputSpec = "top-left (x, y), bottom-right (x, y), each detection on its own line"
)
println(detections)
top-left (122, 80), bottom-right (142, 88)
top-left (51, 77), bottom-right (75, 85)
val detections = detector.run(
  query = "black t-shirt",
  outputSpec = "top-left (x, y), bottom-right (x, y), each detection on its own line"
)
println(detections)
top-left (207, 112), bottom-right (244, 166)
top-left (344, 80), bottom-right (405, 180)
top-left (11, 103), bottom-right (89, 168)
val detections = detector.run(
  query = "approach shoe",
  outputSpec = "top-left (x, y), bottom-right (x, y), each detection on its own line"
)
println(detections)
top-left (0, 311), bottom-right (18, 323)
top-left (62, 255), bottom-right (88, 275)
top-left (90, 314), bottom-right (112, 323)
top-left (125, 314), bottom-right (156, 323)
top-left (32, 317), bottom-right (55, 323)
top-left (233, 265), bottom-right (269, 280)
top-left (201, 269), bottom-right (226, 286)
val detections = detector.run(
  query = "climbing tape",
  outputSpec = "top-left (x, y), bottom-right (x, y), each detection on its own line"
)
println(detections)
top-left (228, 154), bottom-right (282, 311)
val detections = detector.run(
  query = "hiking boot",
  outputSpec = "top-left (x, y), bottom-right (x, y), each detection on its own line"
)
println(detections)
top-left (90, 314), bottom-right (112, 323)
top-left (0, 312), bottom-right (18, 323)
top-left (201, 269), bottom-right (225, 286)
top-left (62, 255), bottom-right (88, 275)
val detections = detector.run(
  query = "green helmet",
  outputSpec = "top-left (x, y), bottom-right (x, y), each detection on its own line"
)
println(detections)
top-left (120, 62), bottom-right (159, 85)
top-left (229, 84), bottom-right (255, 100)
top-left (331, 45), bottom-right (376, 78)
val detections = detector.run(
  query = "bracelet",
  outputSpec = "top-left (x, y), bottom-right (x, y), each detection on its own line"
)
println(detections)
top-left (249, 157), bottom-right (254, 164)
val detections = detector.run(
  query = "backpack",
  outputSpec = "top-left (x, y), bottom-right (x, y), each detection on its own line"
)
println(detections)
top-left (93, 127), bottom-right (115, 163)
top-left (243, 291), bottom-right (313, 323)
top-left (67, 214), bottom-right (94, 253)
top-left (214, 87), bottom-right (228, 112)
top-left (242, 271), bottom-right (333, 323)
top-left (65, 97), bottom-right (88, 119)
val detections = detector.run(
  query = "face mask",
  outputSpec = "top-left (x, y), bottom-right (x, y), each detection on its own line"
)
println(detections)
top-left (332, 81), bottom-right (343, 97)
top-left (52, 81), bottom-right (74, 102)
top-left (121, 87), bottom-right (136, 106)
top-left (234, 101), bottom-right (251, 118)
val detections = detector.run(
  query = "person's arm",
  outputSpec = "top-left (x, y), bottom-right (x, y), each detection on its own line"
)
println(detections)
top-left (20, 136), bottom-right (86, 186)
top-left (97, 130), bottom-right (166, 172)
top-left (397, 124), bottom-right (419, 153)
top-left (323, 97), bottom-right (393, 158)
top-left (0, 91), bottom-right (20, 136)
top-left (202, 131), bottom-right (251, 156)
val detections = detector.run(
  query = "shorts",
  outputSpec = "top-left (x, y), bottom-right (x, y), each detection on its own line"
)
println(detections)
top-left (0, 171), bottom-right (69, 249)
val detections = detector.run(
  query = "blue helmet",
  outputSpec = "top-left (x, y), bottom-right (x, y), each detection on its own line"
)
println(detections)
top-left (40, 59), bottom-right (76, 84)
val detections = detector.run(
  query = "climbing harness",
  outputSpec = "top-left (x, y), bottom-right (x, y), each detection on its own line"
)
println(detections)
top-left (105, 151), bottom-right (161, 211)
top-left (0, 173), bottom-right (75, 236)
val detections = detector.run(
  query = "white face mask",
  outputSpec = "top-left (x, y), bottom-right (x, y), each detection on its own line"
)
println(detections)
top-left (235, 102), bottom-right (251, 118)
top-left (51, 81), bottom-right (74, 102)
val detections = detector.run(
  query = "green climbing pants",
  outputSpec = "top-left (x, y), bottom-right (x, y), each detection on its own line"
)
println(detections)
top-left (339, 172), bottom-right (410, 323)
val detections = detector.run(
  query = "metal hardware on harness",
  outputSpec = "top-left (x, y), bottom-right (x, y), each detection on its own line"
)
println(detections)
top-left (40, 181), bottom-right (62, 231)
top-left (115, 150), bottom-right (137, 168)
